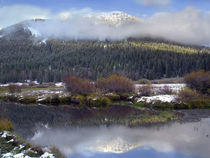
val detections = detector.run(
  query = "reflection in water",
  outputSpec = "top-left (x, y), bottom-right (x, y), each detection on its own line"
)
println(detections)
top-left (30, 118), bottom-right (210, 158)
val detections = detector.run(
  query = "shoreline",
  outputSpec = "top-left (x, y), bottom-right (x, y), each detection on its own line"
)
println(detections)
top-left (1, 102), bottom-right (210, 137)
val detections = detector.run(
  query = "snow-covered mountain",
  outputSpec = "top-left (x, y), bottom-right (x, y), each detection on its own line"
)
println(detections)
top-left (87, 11), bottom-right (141, 26)
top-left (0, 11), bottom-right (142, 42)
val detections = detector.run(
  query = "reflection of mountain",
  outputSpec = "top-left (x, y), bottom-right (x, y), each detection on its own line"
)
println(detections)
top-left (88, 138), bottom-right (141, 154)
top-left (30, 117), bottom-right (210, 158)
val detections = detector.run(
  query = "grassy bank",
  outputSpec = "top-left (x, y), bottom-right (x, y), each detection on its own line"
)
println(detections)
top-left (0, 118), bottom-right (56, 158)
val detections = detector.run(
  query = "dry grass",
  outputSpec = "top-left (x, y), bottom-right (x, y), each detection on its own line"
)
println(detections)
top-left (0, 118), bottom-right (13, 131)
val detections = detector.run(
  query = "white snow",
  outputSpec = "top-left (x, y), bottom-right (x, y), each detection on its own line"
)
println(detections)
top-left (2, 152), bottom-right (13, 158)
top-left (19, 145), bottom-right (25, 150)
top-left (55, 82), bottom-right (64, 87)
top-left (0, 35), bottom-right (4, 38)
top-left (0, 83), bottom-right (29, 87)
top-left (33, 81), bottom-right (39, 85)
top-left (0, 131), bottom-right (54, 158)
top-left (0, 83), bottom-right (9, 87)
top-left (135, 84), bottom-right (185, 94)
top-left (39, 38), bottom-right (48, 44)
top-left (92, 97), bottom-right (98, 101)
top-left (42, 38), bottom-right (47, 44)
top-left (137, 95), bottom-right (176, 103)
top-left (28, 27), bottom-right (41, 37)
top-left (1, 131), bottom-right (9, 138)
top-left (40, 152), bottom-right (55, 158)
top-left (7, 139), bottom-right (14, 143)
top-left (93, 11), bottom-right (140, 26)
top-left (14, 153), bottom-right (24, 158)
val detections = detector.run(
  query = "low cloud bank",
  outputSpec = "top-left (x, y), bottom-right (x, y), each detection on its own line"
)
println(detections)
top-left (1, 5), bottom-right (210, 45)
top-left (27, 7), bottom-right (210, 45)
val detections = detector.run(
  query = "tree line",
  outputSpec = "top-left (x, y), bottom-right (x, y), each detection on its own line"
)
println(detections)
top-left (0, 38), bottom-right (209, 83)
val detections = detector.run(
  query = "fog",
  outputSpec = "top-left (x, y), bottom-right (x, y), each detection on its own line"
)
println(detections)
top-left (30, 118), bottom-right (210, 158)
top-left (27, 15), bottom-right (142, 41)
top-left (27, 6), bottom-right (210, 45)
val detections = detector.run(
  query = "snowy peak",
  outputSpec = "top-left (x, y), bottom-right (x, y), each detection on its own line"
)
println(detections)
top-left (0, 11), bottom-right (141, 42)
top-left (88, 11), bottom-right (141, 26)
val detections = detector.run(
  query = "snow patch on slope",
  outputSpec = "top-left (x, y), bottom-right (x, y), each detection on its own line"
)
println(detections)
top-left (93, 11), bottom-right (141, 26)
top-left (28, 27), bottom-right (41, 37)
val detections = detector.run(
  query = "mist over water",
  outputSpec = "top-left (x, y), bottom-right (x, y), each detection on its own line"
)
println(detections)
top-left (30, 118), bottom-right (210, 158)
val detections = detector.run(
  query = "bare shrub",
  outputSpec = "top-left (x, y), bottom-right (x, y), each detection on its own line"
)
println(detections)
top-left (184, 70), bottom-right (210, 95)
top-left (8, 84), bottom-right (22, 93)
top-left (138, 84), bottom-right (153, 96)
top-left (176, 88), bottom-right (199, 103)
top-left (137, 78), bottom-right (151, 84)
top-left (96, 75), bottom-right (134, 93)
top-left (63, 76), bottom-right (95, 95)
top-left (50, 147), bottom-right (66, 158)
top-left (31, 146), bottom-right (44, 156)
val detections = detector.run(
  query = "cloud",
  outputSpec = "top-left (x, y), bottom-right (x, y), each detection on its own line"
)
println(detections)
top-left (137, 0), bottom-right (171, 6)
top-left (141, 6), bottom-right (210, 45)
top-left (0, 5), bottom-right (51, 28)
top-left (1, 5), bottom-right (210, 45)
top-left (30, 120), bottom-right (210, 158)
top-left (57, 8), bottom-right (93, 20)
top-left (27, 6), bottom-right (210, 45)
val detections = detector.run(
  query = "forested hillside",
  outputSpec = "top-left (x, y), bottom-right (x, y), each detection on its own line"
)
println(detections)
top-left (0, 35), bottom-right (209, 83)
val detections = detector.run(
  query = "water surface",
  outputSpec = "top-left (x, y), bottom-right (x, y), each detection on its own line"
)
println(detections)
top-left (31, 118), bottom-right (210, 158)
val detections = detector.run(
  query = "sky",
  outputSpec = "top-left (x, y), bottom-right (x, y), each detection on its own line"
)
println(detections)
top-left (0, 0), bottom-right (210, 28)
top-left (0, 0), bottom-right (210, 45)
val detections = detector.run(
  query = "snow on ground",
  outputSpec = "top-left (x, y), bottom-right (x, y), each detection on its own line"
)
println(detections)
top-left (0, 83), bottom-right (9, 87)
top-left (2, 152), bottom-right (13, 158)
top-left (135, 84), bottom-right (185, 94)
top-left (1, 131), bottom-right (10, 138)
top-left (1, 131), bottom-right (55, 158)
top-left (0, 81), bottom-right (41, 87)
top-left (55, 82), bottom-right (64, 87)
top-left (40, 152), bottom-right (55, 158)
top-left (137, 95), bottom-right (177, 103)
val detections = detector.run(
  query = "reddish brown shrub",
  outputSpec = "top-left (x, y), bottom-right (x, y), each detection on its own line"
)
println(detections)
top-left (184, 70), bottom-right (210, 94)
top-left (63, 76), bottom-right (95, 95)
top-left (8, 84), bottom-right (22, 93)
top-left (176, 88), bottom-right (200, 102)
top-left (96, 75), bottom-right (134, 93)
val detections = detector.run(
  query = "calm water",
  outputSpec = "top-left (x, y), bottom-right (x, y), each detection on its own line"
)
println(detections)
top-left (30, 118), bottom-right (210, 158)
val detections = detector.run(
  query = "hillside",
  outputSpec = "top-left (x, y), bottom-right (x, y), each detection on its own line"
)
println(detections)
top-left (0, 18), bottom-right (209, 83)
